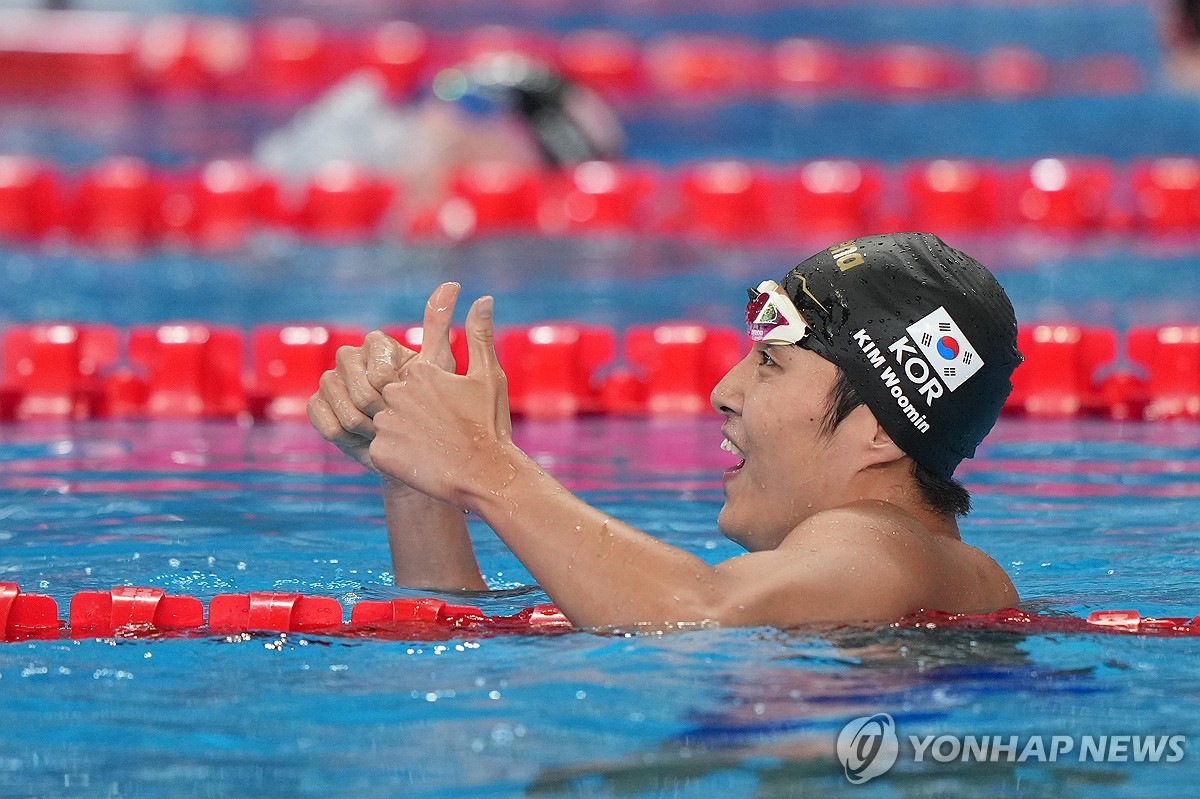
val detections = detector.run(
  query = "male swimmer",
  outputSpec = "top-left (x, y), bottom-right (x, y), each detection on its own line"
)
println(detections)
top-left (308, 232), bottom-right (1023, 628)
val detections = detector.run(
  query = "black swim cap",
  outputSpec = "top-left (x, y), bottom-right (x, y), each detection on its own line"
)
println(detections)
top-left (437, 54), bottom-right (624, 166)
top-left (780, 232), bottom-right (1021, 478)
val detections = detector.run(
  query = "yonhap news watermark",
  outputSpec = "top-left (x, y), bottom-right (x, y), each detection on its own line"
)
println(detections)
top-left (836, 713), bottom-right (1187, 785)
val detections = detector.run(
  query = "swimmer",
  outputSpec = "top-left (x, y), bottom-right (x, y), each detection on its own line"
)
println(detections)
top-left (308, 233), bottom-right (1023, 628)
top-left (256, 52), bottom-right (624, 207)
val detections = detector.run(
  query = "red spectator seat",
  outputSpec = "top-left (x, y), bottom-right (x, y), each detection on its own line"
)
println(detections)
top-left (676, 161), bottom-right (777, 242)
top-left (435, 163), bottom-right (543, 239)
top-left (772, 37), bottom-right (849, 98)
top-left (0, 583), bottom-right (61, 641)
top-left (977, 46), bottom-right (1049, 99)
top-left (71, 157), bottom-right (165, 247)
top-left (624, 324), bottom-right (743, 415)
top-left (161, 159), bottom-right (277, 249)
top-left (499, 324), bottom-right (614, 418)
top-left (551, 161), bottom-right (658, 234)
top-left (69, 587), bottom-right (205, 637)
top-left (121, 324), bottom-right (246, 418)
top-left (249, 324), bottom-right (365, 420)
top-left (558, 30), bottom-right (643, 97)
top-left (904, 159), bottom-right (1004, 232)
top-left (1012, 158), bottom-right (1117, 231)
top-left (1131, 158), bottom-right (1200, 233)
top-left (859, 43), bottom-right (973, 97)
top-left (2, 323), bottom-right (118, 419)
top-left (643, 35), bottom-right (766, 99)
top-left (208, 592), bottom-right (342, 633)
top-left (783, 159), bottom-right (883, 238)
top-left (0, 156), bottom-right (62, 241)
top-left (362, 21), bottom-right (429, 98)
top-left (1007, 325), bottom-right (1117, 416)
top-left (293, 162), bottom-right (395, 239)
top-left (136, 16), bottom-right (252, 93)
top-left (1127, 325), bottom-right (1200, 420)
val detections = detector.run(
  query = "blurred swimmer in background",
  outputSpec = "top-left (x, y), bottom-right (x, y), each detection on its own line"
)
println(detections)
top-left (255, 52), bottom-right (624, 207)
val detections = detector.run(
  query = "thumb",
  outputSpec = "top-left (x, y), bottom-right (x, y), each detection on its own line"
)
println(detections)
top-left (465, 295), bottom-right (503, 379)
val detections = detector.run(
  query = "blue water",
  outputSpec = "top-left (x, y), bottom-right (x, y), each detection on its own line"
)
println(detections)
top-left (2, 1), bottom-right (1200, 795)
top-left (1, 416), bottom-right (1199, 797)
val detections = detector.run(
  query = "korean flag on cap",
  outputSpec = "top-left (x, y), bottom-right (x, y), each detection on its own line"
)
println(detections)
top-left (907, 307), bottom-right (984, 392)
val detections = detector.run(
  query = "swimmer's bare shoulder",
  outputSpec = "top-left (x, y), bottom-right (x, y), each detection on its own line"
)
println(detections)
top-left (710, 500), bottom-right (1017, 628)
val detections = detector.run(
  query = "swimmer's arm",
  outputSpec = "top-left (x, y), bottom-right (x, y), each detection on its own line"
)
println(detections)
top-left (382, 478), bottom-right (487, 591)
top-left (466, 460), bottom-right (918, 627)
top-left (308, 283), bottom-right (486, 591)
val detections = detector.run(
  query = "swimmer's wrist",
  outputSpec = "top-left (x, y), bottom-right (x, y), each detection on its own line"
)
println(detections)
top-left (460, 444), bottom-right (545, 517)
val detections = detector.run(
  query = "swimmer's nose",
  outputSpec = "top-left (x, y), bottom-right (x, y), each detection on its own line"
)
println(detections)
top-left (710, 356), bottom-right (745, 416)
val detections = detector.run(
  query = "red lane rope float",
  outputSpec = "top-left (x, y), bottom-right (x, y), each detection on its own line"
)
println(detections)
top-left (4, 155), bottom-right (1200, 249)
top-left (0, 12), bottom-right (1144, 103)
top-left (2, 320), bottom-right (1199, 423)
top-left (3, 583), bottom-right (1199, 642)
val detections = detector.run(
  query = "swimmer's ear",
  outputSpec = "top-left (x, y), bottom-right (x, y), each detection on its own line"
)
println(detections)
top-left (864, 418), bottom-right (906, 467)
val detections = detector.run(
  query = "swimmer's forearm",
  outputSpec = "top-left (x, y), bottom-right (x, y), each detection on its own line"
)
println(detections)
top-left (382, 478), bottom-right (487, 591)
top-left (464, 450), bottom-right (723, 627)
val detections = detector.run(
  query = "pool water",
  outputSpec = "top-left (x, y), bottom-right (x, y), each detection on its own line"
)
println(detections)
top-left (1, 415), bottom-right (1198, 798)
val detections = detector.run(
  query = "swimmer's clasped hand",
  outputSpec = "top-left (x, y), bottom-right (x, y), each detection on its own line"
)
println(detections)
top-left (370, 294), bottom-right (522, 511)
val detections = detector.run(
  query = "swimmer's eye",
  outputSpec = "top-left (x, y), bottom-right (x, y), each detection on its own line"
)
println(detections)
top-left (757, 348), bottom-right (776, 367)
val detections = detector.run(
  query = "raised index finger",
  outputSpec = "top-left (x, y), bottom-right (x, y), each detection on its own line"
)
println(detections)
top-left (464, 295), bottom-right (502, 379)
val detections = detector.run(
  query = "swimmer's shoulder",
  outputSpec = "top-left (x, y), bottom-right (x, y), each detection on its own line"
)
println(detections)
top-left (778, 500), bottom-right (1017, 614)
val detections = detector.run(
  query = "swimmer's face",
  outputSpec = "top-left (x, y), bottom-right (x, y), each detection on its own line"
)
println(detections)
top-left (710, 341), bottom-right (859, 550)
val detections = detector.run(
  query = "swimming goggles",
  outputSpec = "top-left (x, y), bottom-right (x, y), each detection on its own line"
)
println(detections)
top-left (746, 280), bottom-right (810, 345)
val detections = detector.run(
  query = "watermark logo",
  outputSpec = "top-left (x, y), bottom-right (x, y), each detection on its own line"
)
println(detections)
top-left (836, 713), bottom-right (899, 784)
top-left (835, 714), bottom-right (1187, 784)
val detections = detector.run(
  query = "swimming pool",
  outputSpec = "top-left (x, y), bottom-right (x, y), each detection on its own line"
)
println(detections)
top-left (1, 413), bottom-right (1198, 797)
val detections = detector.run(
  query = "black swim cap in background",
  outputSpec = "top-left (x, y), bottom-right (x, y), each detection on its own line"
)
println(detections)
top-left (780, 232), bottom-right (1022, 479)
top-left (446, 54), bottom-right (625, 166)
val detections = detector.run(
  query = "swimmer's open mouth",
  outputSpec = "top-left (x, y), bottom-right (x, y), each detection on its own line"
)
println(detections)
top-left (720, 437), bottom-right (746, 476)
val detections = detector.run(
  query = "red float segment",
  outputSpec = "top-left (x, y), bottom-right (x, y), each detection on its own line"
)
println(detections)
top-left (1131, 157), bottom-right (1200, 233)
top-left (976, 46), bottom-right (1049, 99)
top-left (135, 16), bottom-right (252, 94)
top-left (643, 35), bottom-right (767, 100)
top-left (69, 586), bottom-right (205, 636)
top-left (0, 10), bottom-right (139, 94)
top-left (1012, 158), bottom-right (1119, 232)
top-left (558, 30), bottom-right (643, 98)
top-left (291, 163), bottom-right (396, 240)
top-left (160, 160), bottom-right (279, 249)
top-left (771, 37), bottom-right (850, 98)
top-left (550, 161), bottom-right (659, 234)
top-left (119, 324), bottom-right (246, 418)
top-left (433, 164), bottom-right (545, 240)
top-left (361, 21), bottom-right (430, 98)
top-left (675, 161), bottom-right (779, 242)
top-left (903, 159), bottom-right (1004, 232)
top-left (0, 582), bottom-right (62, 641)
top-left (209, 591), bottom-right (343, 633)
top-left (248, 324), bottom-right (366, 420)
top-left (0, 156), bottom-right (63, 241)
top-left (625, 324), bottom-right (742, 415)
top-left (70, 157), bottom-right (167, 248)
top-left (500, 324), bottom-right (614, 418)
top-left (784, 159), bottom-right (884, 239)
top-left (1127, 325), bottom-right (1200, 420)
top-left (859, 43), bottom-right (974, 98)
top-left (1007, 324), bottom-right (1117, 417)
top-left (1, 324), bottom-right (118, 420)
top-left (350, 597), bottom-right (447, 626)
